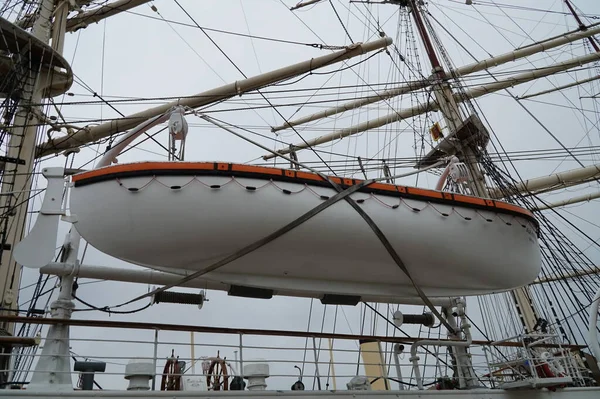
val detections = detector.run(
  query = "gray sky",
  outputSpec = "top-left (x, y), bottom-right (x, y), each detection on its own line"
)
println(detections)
top-left (15, 0), bottom-right (600, 391)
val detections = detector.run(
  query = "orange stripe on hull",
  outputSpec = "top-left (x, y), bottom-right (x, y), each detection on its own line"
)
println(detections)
top-left (72, 162), bottom-right (536, 224)
top-left (71, 162), bottom-right (214, 183)
top-left (494, 201), bottom-right (535, 219)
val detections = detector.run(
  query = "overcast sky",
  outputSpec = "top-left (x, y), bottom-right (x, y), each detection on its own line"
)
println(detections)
top-left (13, 0), bottom-right (600, 391)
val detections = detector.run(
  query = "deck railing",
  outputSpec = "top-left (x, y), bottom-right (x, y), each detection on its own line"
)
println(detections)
top-left (0, 315), bottom-right (590, 391)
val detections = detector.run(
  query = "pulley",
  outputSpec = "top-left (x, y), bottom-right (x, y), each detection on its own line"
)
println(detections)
top-left (168, 107), bottom-right (188, 141)
top-left (382, 160), bottom-right (394, 183)
top-left (289, 144), bottom-right (300, 170)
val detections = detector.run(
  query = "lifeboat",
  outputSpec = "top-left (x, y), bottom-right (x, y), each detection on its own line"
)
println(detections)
top-left (69, 161), bottom-right (542, 303)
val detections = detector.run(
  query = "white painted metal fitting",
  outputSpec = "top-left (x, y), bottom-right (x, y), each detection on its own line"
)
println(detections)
top-left (243, 362), bottom-right (269, 391)
top-left (393, 310), bottom-right (403, 327)
top-left (124, 359), bottom-right (154, 391)
top-left (346, 375), bottom-right (372, 390)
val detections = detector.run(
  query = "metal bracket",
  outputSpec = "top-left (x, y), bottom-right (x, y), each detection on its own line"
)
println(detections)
top-left (382, 160), bottom-right (393, 184)
top-left (61, 214), bottom-right (78, 223)
top-left (13, 167), bottom-right (66, 268)
top-left (357, 156), bottom-right (367, 179)
top-left (289, 145), bottom-right (300, 170)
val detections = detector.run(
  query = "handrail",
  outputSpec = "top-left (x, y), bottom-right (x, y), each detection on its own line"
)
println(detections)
top-left (0, 316), bottom-right (585, 349)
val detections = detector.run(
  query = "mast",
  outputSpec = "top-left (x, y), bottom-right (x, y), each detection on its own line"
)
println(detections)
top-left (407, 0), bottom-right (488, 197)
top-left (404, 0), bottom-right (485, 388)
top-left (0, 0), bottom-right (64, 331)
top-left (0, 0), bottom-right (70, 387)
top-left (404, 0), bottom-right (552, 385)
top-left (413, 0), bottom-right (543, 333)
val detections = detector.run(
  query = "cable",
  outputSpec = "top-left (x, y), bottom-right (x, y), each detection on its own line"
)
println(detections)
top-left (73, 294), bottom-right (152, 315)
top-left (329, 0), bottom-right (354, 42)
top-left (125, 6), bottom-right (346, 49)
top-left (172, 0), bottom-right (343, 176)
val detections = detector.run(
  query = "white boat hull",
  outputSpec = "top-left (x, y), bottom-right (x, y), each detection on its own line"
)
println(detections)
top-left (69, 164), bottom-right (542, 303)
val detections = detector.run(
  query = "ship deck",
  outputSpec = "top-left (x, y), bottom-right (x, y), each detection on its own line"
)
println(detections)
top-left (5, 387), bottom-right (600, 398)
top-left (1, 315), bottom-right (598, 397)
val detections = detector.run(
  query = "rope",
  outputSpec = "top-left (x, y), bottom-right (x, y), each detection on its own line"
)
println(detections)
top-left (107, 114), bottom-right (454, 335)
top-left (200, 115), bottom-right (456, 333)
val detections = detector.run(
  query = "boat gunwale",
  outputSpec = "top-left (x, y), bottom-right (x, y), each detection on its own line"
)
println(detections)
top-left (71, 162), bottom-right (538, 228)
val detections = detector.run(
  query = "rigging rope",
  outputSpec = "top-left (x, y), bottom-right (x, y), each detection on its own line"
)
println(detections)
top-left (101, 115), bottom-right (455, 337)
top-left (426, 4), bottom-right (600, 345)
top-left (200, 116), bottom-right (457, 332)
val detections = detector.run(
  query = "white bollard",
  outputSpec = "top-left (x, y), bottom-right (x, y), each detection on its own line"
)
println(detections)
top-left (124, 359), bottom-right (154, 391)
top-left (243, 363), bottom-right (269, 391)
